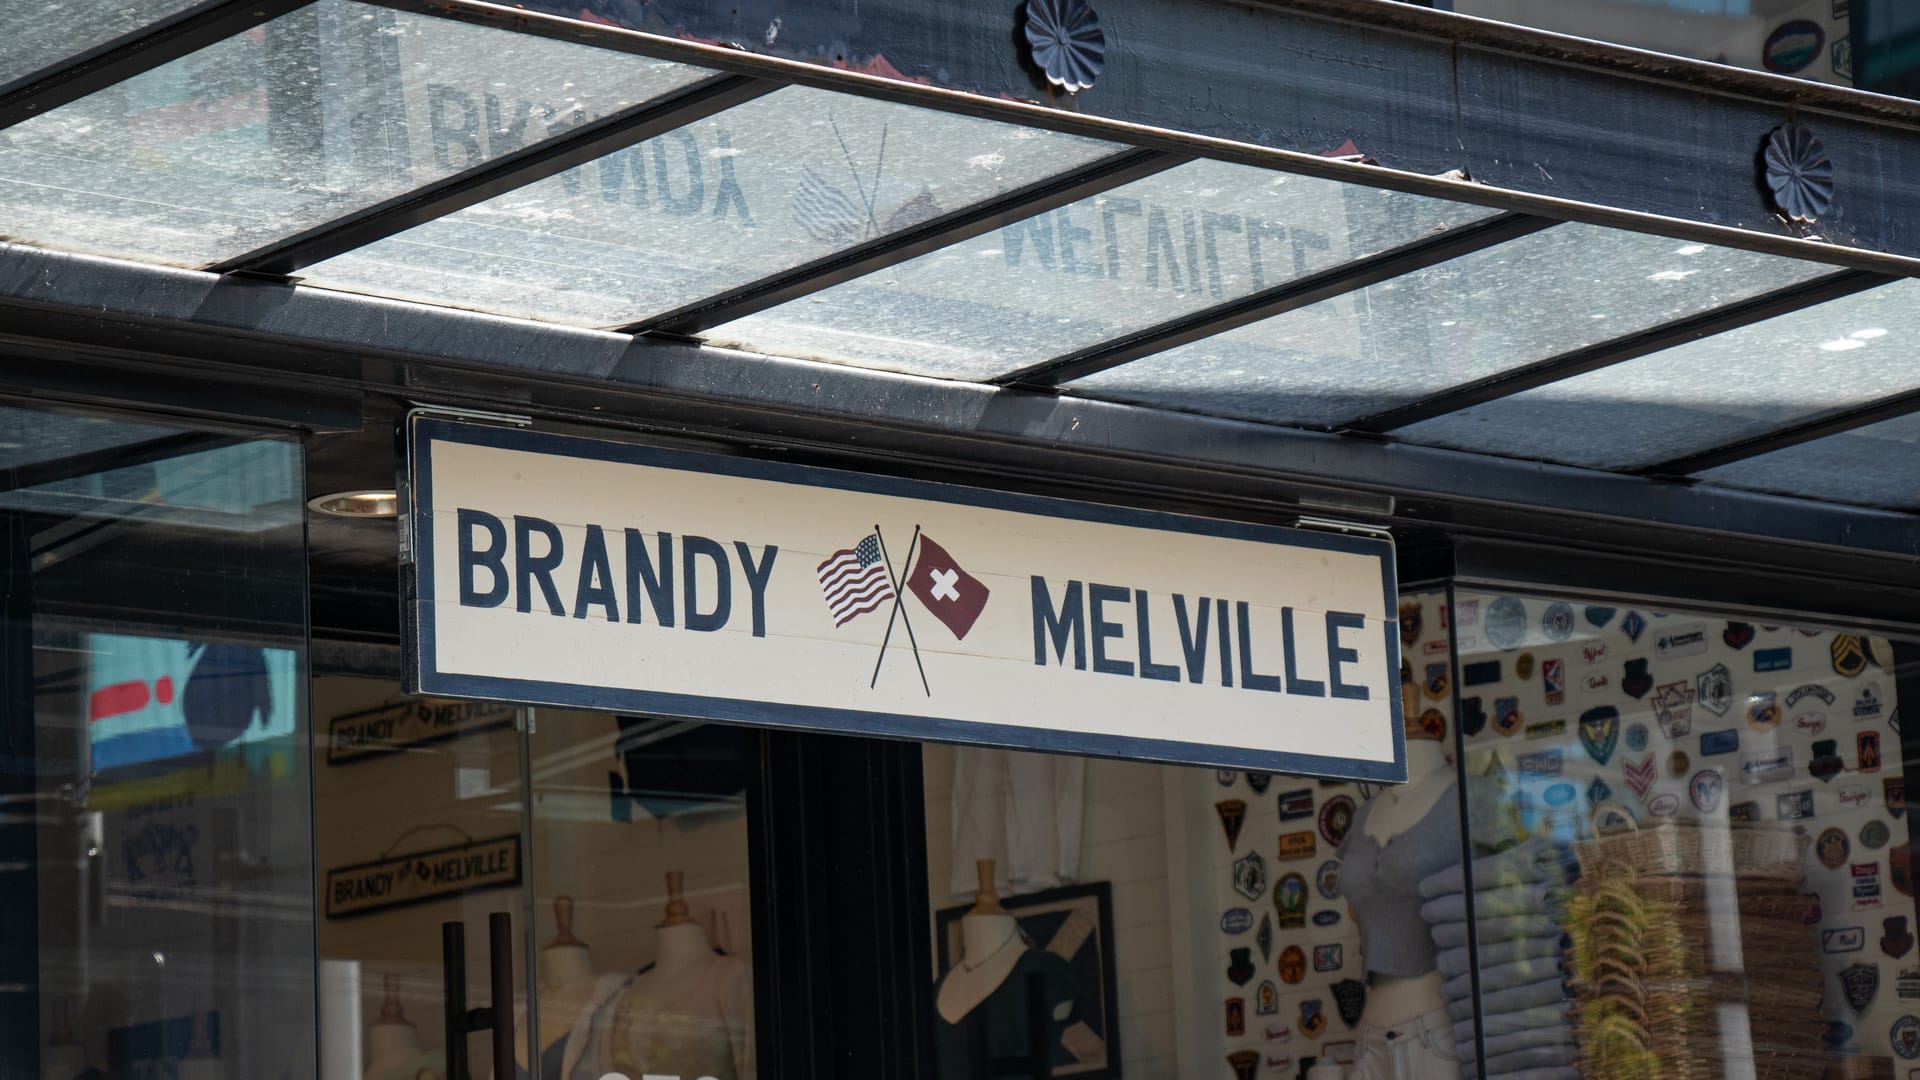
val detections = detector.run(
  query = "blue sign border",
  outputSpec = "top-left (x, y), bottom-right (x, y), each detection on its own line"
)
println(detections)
top-left (405, 417), bottom-right (1407, 783)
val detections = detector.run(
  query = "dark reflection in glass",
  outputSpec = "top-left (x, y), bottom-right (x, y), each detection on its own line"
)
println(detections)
top-left (1, 402), bottom-right (312, 1080)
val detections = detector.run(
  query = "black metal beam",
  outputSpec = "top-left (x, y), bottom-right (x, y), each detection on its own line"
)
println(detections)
top-left (0, 0), bottom-right (315, 132)
top-left (5, 241), bottom-right (1920, 570)
top-left (1641, 388), bottom-right (1920, 477)
top-left (1343, 269), bottom-right (1893, 433)
top-left (992, 212), bottom-right (1554, 388)
top-left (209, 73), bottom-right (775, 276)
top-left (625, 148), bottom-right (1183, 336)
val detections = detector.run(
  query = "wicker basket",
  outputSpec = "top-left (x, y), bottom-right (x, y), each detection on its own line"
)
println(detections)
top-left (1574, 812), bottom-right (1811, 881)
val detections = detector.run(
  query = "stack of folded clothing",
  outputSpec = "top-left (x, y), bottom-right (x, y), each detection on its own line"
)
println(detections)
top-left (1417, 839), bottom-right (1580, 1080)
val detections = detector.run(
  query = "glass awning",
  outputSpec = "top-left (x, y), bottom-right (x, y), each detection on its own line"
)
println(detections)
top-left (3, 0), bottom-right (1918, 518)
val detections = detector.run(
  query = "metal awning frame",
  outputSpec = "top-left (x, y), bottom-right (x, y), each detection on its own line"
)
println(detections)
top-left (3, 240), bottom-right (1918, 568)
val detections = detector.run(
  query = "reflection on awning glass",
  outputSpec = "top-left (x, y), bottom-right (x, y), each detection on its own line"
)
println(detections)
top-left (702, 160), bottom-right (1495, 379)
top-left (1698, 412), bottom-right (1920, 512)
top-left (1061, 224), bottom-right (1828, 429)
top-left (1392, 279), bottom-right (1920, 470)
top-left (0, 0), bottom-right (708, 267)
top-left (298, 85), bottom-right (1121, 327)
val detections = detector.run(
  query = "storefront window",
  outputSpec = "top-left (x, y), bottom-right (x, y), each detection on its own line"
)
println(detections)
top-left (311, 679), bottom-right (756, 1080)
top-left (1, 402), bottom-right (312, 1079)
top-left (1448, 588), bottom-right (1913, 1077)
top-left (924, 585), bottom-right (1916, 1078)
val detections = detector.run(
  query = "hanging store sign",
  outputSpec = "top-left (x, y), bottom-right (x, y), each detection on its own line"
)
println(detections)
top-left (324, 833), bottom-right (522, 919)
top-left (326, 698), bottom-right (518, 765)
top-left (405, 418), bottom-right (1405, 780)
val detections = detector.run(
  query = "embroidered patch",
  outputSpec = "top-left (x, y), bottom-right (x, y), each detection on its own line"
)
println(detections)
top-left (1841, 963), bottom-right (1879, 1015)
top-left (1579, 706), bottom-right (1620, 766)
top-left (1318, 796), bottom-right (1355, 847)
top-left (1622, 755), bottom-right (1657, 799)
top-left (1233, 851), bottom-right (1267, 900)
top-left (1493, 697), bottom-right (1524, 737)
top-left (1486, 597), bottom-right (1527, 651)
top-left (1217, 800), bottom-right (1247, 851)
top-left (1541, 603), bottom-right (1574, 642)
top-left (1696, 664), bottom-right (1732, 715)
top-left (1273, 873), bottom-right (1306, 929)
top-left (1278, 831), bottom-right (1317, 861)
top-left (1817, 827), bottom-right (1851, 869)
top-left (1278, 945), bottom-right (1306, 984)
top-left (1227, 947), bottom-right (1255, 986)
top-left (1742, 747), bottom-right (1793, 785)
top-left (1690, 770), bottom-right (1724, 813)
top-left (1331, 979), bottom-right (1367, 1028)
top-left (1315, 859), bottom-right (1342, 900)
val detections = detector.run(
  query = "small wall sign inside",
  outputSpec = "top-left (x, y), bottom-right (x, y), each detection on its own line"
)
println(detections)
top-left (405, 418), bottom-right (1405, 780)
top-left (324, 833), bottom-right (521, 919)
top-left (326, 697), bottom-right (518, 765)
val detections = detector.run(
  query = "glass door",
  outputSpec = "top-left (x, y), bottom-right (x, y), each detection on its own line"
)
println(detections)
top-left (312, 675), bottom-right (530, 1080)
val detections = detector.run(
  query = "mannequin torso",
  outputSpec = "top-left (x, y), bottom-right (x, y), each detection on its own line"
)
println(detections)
top-left (1354, 738), bottom-right (1453, 1029)
top-left (503, 897), bottom-right (621, 1080)
top-left (611, 875), bottom-right (753, 1080)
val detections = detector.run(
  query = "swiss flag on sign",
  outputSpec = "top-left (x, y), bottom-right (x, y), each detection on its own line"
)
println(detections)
top-left (907, 535), bottom-right (990, 641)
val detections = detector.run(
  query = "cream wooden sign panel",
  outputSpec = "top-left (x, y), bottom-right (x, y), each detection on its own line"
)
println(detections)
top-left (406, 419), bottom-right (1406, 780)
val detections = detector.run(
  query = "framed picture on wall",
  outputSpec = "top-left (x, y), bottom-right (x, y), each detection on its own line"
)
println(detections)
top-left (935, 881), bottom-right (1123, 1079)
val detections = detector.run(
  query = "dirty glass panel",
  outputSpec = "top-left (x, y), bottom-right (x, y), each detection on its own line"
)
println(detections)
top-left (298, 86), bottom-right (1121, 327)
top-left (0, 0), bottom-right (203, 91)
top-left (1063, 224), bottom-right (1829, 429)
top-left (0, 0), bottom-right (708, 266)
top-left (702, 162), bottom-right (1496, 380)
top-left (1696, 410), bottom-right (1920, 512)
top-left (1447, 587), bottom-right (1913, 1078)
top-left (1393, 278), bottom-right (1920, 470)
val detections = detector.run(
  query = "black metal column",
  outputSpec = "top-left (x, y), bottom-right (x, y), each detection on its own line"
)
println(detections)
top-left (0, 509), bottom-right (39, 1080)
top-left (748, 730), bottom-right (933, 1080)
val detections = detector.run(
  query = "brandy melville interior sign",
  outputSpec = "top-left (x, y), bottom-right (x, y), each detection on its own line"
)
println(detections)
top-left (406, 418), bottom-right (1405, 780)
top-left (326, 698), bottom-right (518, 764)
top-left (325, 833), bottom-right (521, 919)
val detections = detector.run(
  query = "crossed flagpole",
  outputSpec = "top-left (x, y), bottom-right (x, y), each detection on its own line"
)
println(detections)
top-left (869, 523), bottom-right (931, 697)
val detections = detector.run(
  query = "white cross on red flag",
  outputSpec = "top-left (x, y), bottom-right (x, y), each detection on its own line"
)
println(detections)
top-left (906, 534), bottom-right (989, 641)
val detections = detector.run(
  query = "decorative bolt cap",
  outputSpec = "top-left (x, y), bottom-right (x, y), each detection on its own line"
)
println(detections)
top-left (1024, 0), bottom-right (1105, 94)
top-left (1763, 122), bottom-right (1833, 224)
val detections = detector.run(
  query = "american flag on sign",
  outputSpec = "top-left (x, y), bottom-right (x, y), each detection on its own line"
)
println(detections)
top-left (817, 534), bottom-right (895, 627)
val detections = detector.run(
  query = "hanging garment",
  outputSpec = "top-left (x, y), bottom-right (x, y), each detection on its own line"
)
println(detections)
top-left (948, 747), bottom-right (1084, 898)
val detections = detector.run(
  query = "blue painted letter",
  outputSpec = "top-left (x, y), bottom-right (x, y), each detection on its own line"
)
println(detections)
top-left (458, 508), bottom-right (508, 608)
top-left (1032, 578), bottom-right (1086, 670)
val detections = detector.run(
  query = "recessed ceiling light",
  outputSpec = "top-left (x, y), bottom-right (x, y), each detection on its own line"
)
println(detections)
top-left (308, 490), bottom-right (398, 518)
